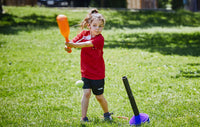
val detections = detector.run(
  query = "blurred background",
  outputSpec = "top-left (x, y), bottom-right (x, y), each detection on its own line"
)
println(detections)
top-left (1, 0), bottom-right (200, 12)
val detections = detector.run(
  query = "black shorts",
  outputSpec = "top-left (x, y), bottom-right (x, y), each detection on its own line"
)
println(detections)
top-left (82, 77), bottom-right (104, 95)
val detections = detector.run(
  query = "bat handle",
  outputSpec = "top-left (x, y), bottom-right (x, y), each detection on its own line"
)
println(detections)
top-left (65, 38), bottom-right (72, 53)
top-left (65, 46), bottom-right (72, 53)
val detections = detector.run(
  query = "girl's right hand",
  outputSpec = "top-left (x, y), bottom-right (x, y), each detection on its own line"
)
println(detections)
top-left (65, 45), bottom-right (72, 53)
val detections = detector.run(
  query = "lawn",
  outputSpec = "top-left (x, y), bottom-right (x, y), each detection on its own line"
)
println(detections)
top-left (0, 6), bottom-right (200, 126)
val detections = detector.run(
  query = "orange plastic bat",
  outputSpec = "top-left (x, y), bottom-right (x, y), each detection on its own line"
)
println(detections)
top-left (56, 14), bottom-right (72, 53)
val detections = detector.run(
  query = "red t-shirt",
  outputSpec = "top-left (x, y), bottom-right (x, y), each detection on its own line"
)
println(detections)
top-left (72, 30), bottom-right (105, 80)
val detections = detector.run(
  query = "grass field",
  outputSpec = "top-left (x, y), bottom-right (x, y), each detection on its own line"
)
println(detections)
top-left (0, 6), bottom-right (200, 126)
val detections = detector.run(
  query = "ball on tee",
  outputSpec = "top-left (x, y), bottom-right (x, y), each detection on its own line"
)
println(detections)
top-left (75, 80), bottom-right (83, 88)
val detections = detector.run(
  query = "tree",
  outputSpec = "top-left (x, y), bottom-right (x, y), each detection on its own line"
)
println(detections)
top-left (171, 0), bottom-right (184, 10)
top-left (157, 0), bottom-right (170, 8)
top-left (90, 0), bottom-right (126, 8)
top-left (73, 0), bottom-right (91, 7)
top-left (0, 0), bottom-right (3, 15)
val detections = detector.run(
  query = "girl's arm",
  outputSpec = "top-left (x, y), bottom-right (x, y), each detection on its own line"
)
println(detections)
top-left (65, 41), bottom-right (93, 48)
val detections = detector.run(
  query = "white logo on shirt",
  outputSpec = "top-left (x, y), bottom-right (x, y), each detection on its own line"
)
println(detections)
top-left (85, 35), bottom-right (91, 40)
top-left (76, 35), bottom-right (91, 43)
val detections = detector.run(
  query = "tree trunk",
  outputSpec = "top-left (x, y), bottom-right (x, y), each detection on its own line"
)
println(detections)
top-left (0, 0), bottom-right (3, 15)
top-left (101, 0), bottom-right (104, 7)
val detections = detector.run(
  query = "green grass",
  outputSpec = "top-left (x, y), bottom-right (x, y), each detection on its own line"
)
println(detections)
top-left (0, 6), bottom-right (200, 126)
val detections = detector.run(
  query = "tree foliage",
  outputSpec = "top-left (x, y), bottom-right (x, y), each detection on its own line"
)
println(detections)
top-left (0, 0), bottom-right (3, 15)
top-left (171, 0), bottom-right (184, 10)
top-left (90, 0), bottom-right (126, 8)
top-left (157, 0), bottom-right (170, 8)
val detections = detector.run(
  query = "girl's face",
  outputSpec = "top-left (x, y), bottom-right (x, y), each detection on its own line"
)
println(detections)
top-left (89, 19), bottom-right (104, 37)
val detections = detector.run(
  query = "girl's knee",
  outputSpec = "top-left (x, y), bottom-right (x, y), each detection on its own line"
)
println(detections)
top-left (83, 89), bottom-right (91, 98)
top-left (95, 94), bottom-right (104, 101)
top-left (83, 91), bottom-right (91, 98)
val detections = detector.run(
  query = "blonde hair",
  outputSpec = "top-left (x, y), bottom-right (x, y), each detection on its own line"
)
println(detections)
top-left (80, 9), bottom-right (105, 29)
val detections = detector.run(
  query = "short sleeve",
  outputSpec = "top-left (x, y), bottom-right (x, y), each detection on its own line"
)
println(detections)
top-left (72, 31), bottom-right (86, 43)
top-left (91, 35), bottom-right (104, 49)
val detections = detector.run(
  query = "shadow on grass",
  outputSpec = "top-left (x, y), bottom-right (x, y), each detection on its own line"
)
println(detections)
top-left (178, 70), bottom-right (200, 78)
top-left (172, 63), bottom-right (200, 78)
top-left (105, 32), bottom-right (200, 56)
top-left (0, 9), bottom-right (200, 56)
top-left (105, 10), bottom-right (200, 29)
top-left (1, 9), bottom-right (200, 34)
top-left (0, 13), bottom-right (80, 35)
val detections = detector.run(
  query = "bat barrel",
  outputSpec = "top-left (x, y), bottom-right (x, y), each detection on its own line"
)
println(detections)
top-left (56, 14), bottom-right (71, 53)
top-left (122, 76), bottom-right (140, 116)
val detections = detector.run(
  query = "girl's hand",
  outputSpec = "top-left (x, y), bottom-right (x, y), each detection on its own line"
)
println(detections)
top-left (66, 41), bottom-right (93, 48)
top-left (65, 45), bottom-right (72, 52)
top-left (65, 41), bottom-right (74, 48)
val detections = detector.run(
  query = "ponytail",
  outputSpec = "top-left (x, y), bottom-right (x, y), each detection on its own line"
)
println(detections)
top-left (80, 9), bottom-right (105, 29)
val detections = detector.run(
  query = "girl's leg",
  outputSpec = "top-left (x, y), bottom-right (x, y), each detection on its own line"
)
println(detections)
top-left (96, 94), bottom-right (112, 120)
top-left (95, 94), bottom-right (108, 113)
top-left (81, 89), bottom-right (91, 120)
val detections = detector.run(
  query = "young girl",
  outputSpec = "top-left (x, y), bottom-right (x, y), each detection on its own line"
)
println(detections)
top-left (65, 9), bottom-right (112, 122)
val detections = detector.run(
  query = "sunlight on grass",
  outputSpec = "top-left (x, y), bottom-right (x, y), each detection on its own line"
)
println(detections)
top-left (0, 6), bottom-right (200, 126)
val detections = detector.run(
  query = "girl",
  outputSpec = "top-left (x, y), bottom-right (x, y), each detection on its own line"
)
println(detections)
top-left (65, 9), bottom-right (112, 122)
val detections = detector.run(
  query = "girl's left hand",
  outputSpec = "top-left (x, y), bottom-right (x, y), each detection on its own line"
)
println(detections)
top-left (65, 41), bottom-right (74, 48)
